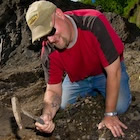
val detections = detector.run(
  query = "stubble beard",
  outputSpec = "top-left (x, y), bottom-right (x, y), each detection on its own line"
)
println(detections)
top-left (55, 36), bottom-right (69, 50)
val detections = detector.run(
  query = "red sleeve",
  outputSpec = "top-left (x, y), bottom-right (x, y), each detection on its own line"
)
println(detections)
top-left (93, 14), bottom-right (124, 67)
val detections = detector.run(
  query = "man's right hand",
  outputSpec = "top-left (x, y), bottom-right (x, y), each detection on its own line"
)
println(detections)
top-left (35, 82), bottom-right (62, 133)
top-left (35, 115), bottom-right (55, 133)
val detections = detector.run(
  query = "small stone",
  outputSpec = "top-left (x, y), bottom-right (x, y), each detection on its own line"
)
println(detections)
top-left (55, 135), bottom-right (61, 140)
top-left (85, 98), bottom-right (90, 104)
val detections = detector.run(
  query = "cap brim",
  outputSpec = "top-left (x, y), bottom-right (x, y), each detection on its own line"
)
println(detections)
top-left (32, 20), bottom-right (53, 43)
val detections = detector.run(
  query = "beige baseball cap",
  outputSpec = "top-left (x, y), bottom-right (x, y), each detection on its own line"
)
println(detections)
top-left (26, 0), bottom-right (56, 43)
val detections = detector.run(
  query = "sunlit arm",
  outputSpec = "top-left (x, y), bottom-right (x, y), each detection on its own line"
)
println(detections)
top-left (104, 57), bottom-right (121, 113)
top-left (43, 82), bottom-right (62, 120)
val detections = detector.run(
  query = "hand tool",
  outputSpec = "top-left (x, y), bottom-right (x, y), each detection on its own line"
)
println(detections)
top-left (11, 96), bottom-right (44, 130)
top-left (21, 109), bottom-right (44, 124)
top-left (11, 96), bottom-right (23, 129)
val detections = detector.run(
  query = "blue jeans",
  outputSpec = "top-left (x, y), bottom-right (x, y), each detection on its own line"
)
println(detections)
top-left (61, 61), bottom-right (132, 114)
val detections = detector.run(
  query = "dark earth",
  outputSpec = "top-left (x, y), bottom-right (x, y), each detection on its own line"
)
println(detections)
top-left (0, 0), bottom-right (140, 140)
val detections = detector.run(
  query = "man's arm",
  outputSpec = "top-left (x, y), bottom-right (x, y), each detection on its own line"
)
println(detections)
top-left (43, 83), bottom-right (62, 119)
top-left (105, 57), bottom-right (121, 113)
top-left (35, 82), bottom-right (62, 133)
top-left (98, 57), bottom-right (127, 137)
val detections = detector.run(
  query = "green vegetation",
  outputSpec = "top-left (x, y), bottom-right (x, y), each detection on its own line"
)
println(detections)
top-left (78, 0), bottom-right (140, 28)
top-left (124, 0), bottom-right (139, 17)
top-left (94, 0), bottom-right (127, 15)
top-left (124, 0), bottom-right (140, 28)
top-left (79, 0), bottom-right (93, 5)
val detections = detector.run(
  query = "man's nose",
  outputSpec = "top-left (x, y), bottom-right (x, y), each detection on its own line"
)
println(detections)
top-left (47, 36), bottom-right (56, 44)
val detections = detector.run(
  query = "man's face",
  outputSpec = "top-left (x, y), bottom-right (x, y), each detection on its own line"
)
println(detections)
top-left (42, 10), bottom-right (73, 50)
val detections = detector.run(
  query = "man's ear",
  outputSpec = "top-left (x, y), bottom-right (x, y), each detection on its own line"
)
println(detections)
top-left (55, 8), bottom-right (65, 19)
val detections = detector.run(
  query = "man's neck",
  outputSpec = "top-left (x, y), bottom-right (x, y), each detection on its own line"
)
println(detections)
top-left (65, 15), bottom-right (78, 49)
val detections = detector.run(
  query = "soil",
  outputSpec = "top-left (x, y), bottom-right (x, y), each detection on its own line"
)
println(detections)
top-left (0, 0), bottom-right (140, 140)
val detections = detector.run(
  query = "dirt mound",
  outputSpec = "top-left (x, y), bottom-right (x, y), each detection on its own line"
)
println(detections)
top-left (0, 96), bottom-right (140, 140)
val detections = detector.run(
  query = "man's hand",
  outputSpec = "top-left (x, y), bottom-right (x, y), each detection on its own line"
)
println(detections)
top-left (98, 116), bottom-right (127, 137)
top-left (35, 114), bottom-right (55, 133)
top-left (35, 83), bottom-right (62, 133)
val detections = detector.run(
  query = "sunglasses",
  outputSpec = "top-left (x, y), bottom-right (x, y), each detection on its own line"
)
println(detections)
top-left (40, 27), bottom-right (56, 42)
top-left (47, 27), bottom-right (56, 37)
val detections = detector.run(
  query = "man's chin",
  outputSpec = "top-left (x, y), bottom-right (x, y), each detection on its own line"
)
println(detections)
top-left (55, 44), bottom-right (68, 50)
top-left (54, 45), bottom-right (67, 51)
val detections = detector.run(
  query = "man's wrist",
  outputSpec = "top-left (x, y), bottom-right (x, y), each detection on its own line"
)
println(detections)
top-left (104, 111), bottom-right (117, 116)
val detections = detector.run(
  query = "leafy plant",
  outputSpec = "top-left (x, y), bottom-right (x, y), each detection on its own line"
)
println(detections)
top-left (78, 0), bottom-right (93, 5)
top-left (78, 0), bottom-right (140, 28)
top-left (123, 0), bottom-right (139, 17)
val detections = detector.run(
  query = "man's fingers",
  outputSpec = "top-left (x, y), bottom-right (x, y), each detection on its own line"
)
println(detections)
top-left (107, 125), bottom-right (120, 137)
top-left (35, 121), bottom-right (55, 133)
top-left (110, 126), bottom-right (117, 137)
top-left (98, 122), bottom-right (105, 129)
top-left (113, 126), bottom-right (122, 137)
top-left (48, 122), bottom-right (55, 132)
top-left (118, 121), bottom-right (127, 129)
top-left (43, 122), bottom-right (55, 133)
top-left (108, 125), bottom-right (125, 137)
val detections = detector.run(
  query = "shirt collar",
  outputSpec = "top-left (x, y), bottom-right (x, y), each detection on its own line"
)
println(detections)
top-left (65, 15), bottom-right (78, 49)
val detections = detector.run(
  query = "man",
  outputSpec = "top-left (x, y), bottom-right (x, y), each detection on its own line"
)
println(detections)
top-left (26, 0), bottom-right (132, 137)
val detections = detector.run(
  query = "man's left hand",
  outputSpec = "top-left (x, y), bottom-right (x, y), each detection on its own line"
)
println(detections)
top-left (98, 116), bottom-right (127, 137)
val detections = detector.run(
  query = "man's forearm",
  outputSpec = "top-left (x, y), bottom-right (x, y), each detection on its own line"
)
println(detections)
top-left (43, 90), bottom-right (61, 120)
top-left (105, 70), bottom-right (121, 113)
top-left (105, 79), bottom-right (119, 112)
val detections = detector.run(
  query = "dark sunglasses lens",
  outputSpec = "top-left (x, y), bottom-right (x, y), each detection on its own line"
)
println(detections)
top-left (39, 27), bottom-right (56, 42)
top-left (40, 36), bottom-right (46, 42)
top-left (47, 27), bottom-right (56, 37)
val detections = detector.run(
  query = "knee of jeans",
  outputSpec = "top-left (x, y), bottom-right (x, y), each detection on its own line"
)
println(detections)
top-left (60, 101), bottom-right (67, 109)
top-left (60, 99), bottom-right (73, 109)
top-left (116, 105), bottom-right (128, 114)
top-left (60, 105), bottom-right (65, 110)
top-left (116, 98), bottom-right (131, 114)
top-left (60, 96), bottom-right (78, 109)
